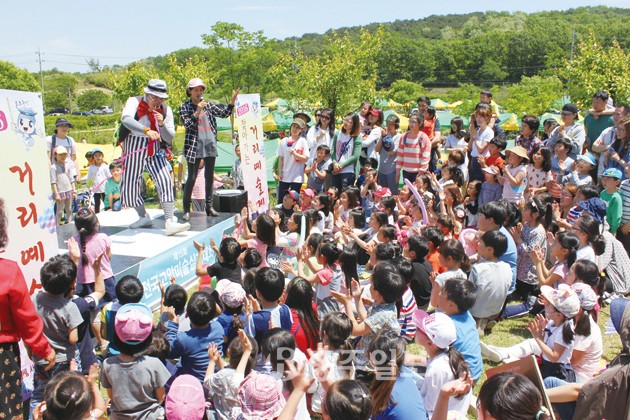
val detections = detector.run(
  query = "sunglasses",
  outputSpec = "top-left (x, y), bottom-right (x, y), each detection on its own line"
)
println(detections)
top-left (315, 114), bottom-right (321, 118)
top-left (320, 115), bottom-right (331, 121)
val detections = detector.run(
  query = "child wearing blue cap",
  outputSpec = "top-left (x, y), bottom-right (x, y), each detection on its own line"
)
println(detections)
top-left (600, 167), bottom-right (623, 234)
top-left (560, 153), bottom-right (595, 186)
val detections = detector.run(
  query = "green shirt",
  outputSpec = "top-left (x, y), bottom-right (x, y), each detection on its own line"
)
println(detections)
top-left (584, 114), bottom-right (614, 149)
top-left (600, 189), bottom-right (622, 233)
top-left (104, 178), bottom-right (120, 208)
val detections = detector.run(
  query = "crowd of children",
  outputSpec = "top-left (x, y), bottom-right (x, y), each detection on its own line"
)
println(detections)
top-left (6, 91), bottom-right (630, 420)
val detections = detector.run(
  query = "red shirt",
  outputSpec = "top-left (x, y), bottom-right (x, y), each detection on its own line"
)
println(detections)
top-left (0, 259), bottom-right (52, 358)
top-left (427, 250), bottom-right (446, 274)
top-left (290, 305), bottom-right (319, 355)
top-left (485, 154), bottom-right (505, 170)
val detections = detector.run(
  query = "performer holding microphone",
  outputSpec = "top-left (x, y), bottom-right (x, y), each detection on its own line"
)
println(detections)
top-left (180, 78), bottom-right (239, 220)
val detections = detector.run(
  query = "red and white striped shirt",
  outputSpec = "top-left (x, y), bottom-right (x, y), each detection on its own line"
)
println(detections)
top-left (396, 131), bottom-right (431, 174)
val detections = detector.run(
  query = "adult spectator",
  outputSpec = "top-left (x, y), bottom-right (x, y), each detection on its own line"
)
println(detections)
top-left (584, 91), bottom-right (615, 152)
top-left (120, 79), bottom-right (190, 236)
top-left (180, 78), bottom-right (238, 219)
top-left (330, 113), bottom-right (362, 190)
top-left (476, 201), bottom-right (518, 293)
top-left (467, 106), bottom-right (494, 182)
top-left (306, 108), bottom-right (335, 161)
top-left (0, 198), bottom-right (55, 418)
top-left (545, 104), bottom-right (585, 160)
top-left (599, 118), bottom-right (630, 180)
top-left (46, 118), bottom-right (80, 182)
top-left (591, 104), bottom-right (630, 177)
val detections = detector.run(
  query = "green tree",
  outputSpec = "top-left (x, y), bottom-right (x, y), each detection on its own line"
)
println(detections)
top-left (0, 60), bottom-right (39, 92)
top-left (271, 27), bottom-right (384, 115)
top-left (44, 73), bottom-right (78, 110)
top-left (501, 75), bottom-right (564, 115)
top-left (202, 22), bottom-right (279, 102)
top-left (561, 34), bottom-right (630, 107)
top-left (43, 91), bottom-right (67, 110)
top-left (110, 61), bottom-right (158, 103)
top-left (387, 80), bottom-right (424, 105)
top-left (77, 89), bottom-right (111, 111)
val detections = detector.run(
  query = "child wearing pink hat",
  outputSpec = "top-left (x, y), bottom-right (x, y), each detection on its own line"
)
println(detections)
top-left (100, 303), bottom-right (171, 420)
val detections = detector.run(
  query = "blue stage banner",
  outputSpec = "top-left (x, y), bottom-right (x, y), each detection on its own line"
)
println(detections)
top-left (135, 218), bottom-right (237, 309)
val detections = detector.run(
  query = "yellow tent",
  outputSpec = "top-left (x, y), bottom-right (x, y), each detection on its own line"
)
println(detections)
top-left (446, 100), bottom-right (463, 109)
top-left (263, 98), bottom-right (289, 109)
top-left (431, 99), bottom-right (451, 109)
top-left (75, 142), bottom-right (123, 178)
top-left (383, 110), bottom-right (409, 131)
top-left (499, 113), bottom-right (520, 131)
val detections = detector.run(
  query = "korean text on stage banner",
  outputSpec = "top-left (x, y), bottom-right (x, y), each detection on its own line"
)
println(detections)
top-left (235, 94), bottom-right (269, 213)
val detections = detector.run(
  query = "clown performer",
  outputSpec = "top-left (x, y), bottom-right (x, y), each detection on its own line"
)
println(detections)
top-left (120, 79), bottom-right (190, 236)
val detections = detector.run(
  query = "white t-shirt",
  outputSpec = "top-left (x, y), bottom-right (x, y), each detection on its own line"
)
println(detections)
top-left (573, 316), bottom-right (603, 382)
top-left (576, 245), bottom-right (596, 263)
top-left (306, 125), bottom-right (333, 160)
top-left (434, 269), bottom-right (467, 288)
top-left (444, 134), bottom-right (467, 150)
top-left (470, 127), bottom-right (493, 157)
top-left (421, 352), bottom-right (472, 417)
top-left (87, 164), bottom-right (111, 194)
top-left (544, 320), bottom-right (574, 364)
top-left (278, 137), bottom-right (309, 183)
top-left (46, 135), bottom-right (78, 177)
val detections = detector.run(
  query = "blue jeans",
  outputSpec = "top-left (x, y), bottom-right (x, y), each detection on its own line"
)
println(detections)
top-left (543, 377), bottom-right (576, 420)
top-left (29, 360), bottom-right (79, 419)
top-left (378, 172), bottom-right (398, 194)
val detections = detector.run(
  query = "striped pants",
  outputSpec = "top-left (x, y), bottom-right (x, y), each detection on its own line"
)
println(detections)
top-left (121, 135), bottom-right (174, 208)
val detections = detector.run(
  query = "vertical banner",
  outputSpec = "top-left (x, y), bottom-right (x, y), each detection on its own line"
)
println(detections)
top-left (0, 89), bottom-right (58, 293)
top-left (235, 94), bottom-right (269, 213)
top-left (0, 89), bottom-right (59, 401)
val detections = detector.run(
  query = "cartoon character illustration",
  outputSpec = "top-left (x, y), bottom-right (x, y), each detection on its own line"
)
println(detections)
top-left (12, 106), bottom-right (40, 150)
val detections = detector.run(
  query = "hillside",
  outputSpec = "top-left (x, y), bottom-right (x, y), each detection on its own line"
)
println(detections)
top-left (145, 7), bottom-right (630, 89)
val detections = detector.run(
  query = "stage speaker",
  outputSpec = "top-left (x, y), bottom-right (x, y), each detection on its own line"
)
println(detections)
top-left (213, 189), bottom-right (248, 214)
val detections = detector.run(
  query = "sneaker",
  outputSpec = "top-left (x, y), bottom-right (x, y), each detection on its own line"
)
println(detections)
top-left (182, 212), bottom-right (190, 222)
top-left (130, 214), bottom-right (153, 229)
top-left (479, 341), bottom-right (504, 363)
top-left (484, 320), bottom-right (497, 335)
top-left (165, 218), bottom-right (190, 236)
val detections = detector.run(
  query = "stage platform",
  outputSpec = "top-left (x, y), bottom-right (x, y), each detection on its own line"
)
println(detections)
top-left (56, 209), bottom-right (236, 308)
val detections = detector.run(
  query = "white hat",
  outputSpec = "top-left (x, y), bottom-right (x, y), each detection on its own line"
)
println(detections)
top-left (144, 79), bottom-right (169, 99)
top-left (540, 285), bottom-right (580, 318)
top-left (215, 279), bottom-right (246, 308)
top-left (412, 310), bottom-right (457, 349)
top-left (54, 145), bottom-right (68, 155)
top-left (187, 78), bottom-right (206, 90)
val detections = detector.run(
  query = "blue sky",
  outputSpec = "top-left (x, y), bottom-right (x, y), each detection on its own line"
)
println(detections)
top-left (1, 0), bottom-right (625, 73)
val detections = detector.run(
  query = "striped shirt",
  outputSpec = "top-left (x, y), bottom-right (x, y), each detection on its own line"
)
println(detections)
top-left (398, 286), bottom-right (418, 342)
top-left (396, 131), bottom-right (431, 174)
top-left (620, 179), bottom-right (630, 224)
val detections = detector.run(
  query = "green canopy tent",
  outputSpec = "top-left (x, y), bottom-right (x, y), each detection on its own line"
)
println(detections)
top-left (431, 99), bottom-right (451, 109)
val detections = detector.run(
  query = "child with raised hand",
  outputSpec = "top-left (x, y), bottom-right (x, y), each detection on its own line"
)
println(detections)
top-left (297, 238), bottom-right (343, 316)
top-left (477, 166), bottom-right (502, 206)
top-left (531, 230), bottom-right (580, 287)
top-left (463, 180), bottom-right (481, 228)
top-left (308, 312), bottom-right (355, 415)
top-left (338, 208), bottom-right (366, 246)
top-left (429, 239), bottom-right (469, 310)
top-left (100, 303), bottom-right (171, 420)
top-left (498, 146), bottom-right (529, 203)
top-left (504, 197), bottom-right (552, 318)
top-left (244, 267), bottom-right (292, 345)
top-left (214, 279), bottom-right (247, 353)
top-left (195, 236), bottom-right (242, 285)
top-left (276, 212), bottom-right (306, 264)
top-left (238, 208), bottom-right (276, 268)
top-left (165, 291), bottom-right (224, 383)
top-left (73, 207), bottom-right (116, 351)
top-left (205, 329), bottom-right (257, 420)
top-left (31, 364), bottom-right (105, 420)
top-left (158, 277), bottom-right (189, 333)
top-left (331, 261), bottom-right (407, 376)
top-left (412, 310), bottom-right (471, 418)
top-left (525, 145), bottom-right (553, 200)
top-left (359, 168), bottom-right (379, 216)
top-left (30, 255), bottom-right (84, 414)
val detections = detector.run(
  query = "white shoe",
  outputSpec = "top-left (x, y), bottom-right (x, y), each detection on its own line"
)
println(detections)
top-left (182, 212), bottom-right (190, 222)
top-left (130, 214), bottom-right (153, 229)
top-left (165, 218), bottom-right (190, 236)
top-left (479, 341), bottom-right (504, 363)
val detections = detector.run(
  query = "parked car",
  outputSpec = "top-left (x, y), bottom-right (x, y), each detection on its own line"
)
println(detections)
top-left (46, 107), bottom-right (70, 116)
top-left (72, 111), bottom-right (93, 116)
top-left (91, 106), bottom-right (113, 115)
